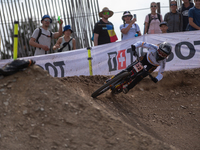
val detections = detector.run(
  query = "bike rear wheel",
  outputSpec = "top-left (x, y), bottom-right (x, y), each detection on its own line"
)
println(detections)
top-left (91, 72), bottom-right (129, 98)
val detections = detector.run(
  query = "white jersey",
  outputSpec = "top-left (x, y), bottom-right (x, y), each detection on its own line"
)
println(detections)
top-left (134, 41), bottom-right (166, 81)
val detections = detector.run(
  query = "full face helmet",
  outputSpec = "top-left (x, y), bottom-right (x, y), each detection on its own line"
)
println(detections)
top-left (156, 42), bottom-right (172, 61)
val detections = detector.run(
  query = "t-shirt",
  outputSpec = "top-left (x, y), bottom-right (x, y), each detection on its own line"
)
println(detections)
top-left (145, 14), bottom-right (163, 34)
top-left (188, 6), bottom-right (200, 31)
top-left (179, 3), bottom-right (194, 31)
top-left (31, 28), bottom-right (54, 56)
top-left (120, 23), bottom-right (140, 40)
top-left (164, 11), bottom-right (181, 32)
top-left (93, 19), bottom-right (115, 45)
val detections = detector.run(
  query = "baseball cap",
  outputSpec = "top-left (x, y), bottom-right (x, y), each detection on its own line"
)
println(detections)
top-left (160, 21), bottom-right (168, 27)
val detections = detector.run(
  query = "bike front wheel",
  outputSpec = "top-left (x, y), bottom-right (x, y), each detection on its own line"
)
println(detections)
top-left (91, 72), bottom-right (130, 98)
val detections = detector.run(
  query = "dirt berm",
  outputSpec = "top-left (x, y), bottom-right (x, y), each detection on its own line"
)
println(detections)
top-left (0, 65), bottom-right (199, 150)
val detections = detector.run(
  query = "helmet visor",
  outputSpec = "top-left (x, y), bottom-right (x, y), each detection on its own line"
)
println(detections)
top-left (157, 49), bottom-right (168, 58)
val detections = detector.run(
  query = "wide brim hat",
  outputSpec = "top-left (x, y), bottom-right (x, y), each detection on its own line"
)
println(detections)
top-left (99, 7), bottom-right (114, 18)
top-left (41, 15), bottom-right (52, 23)
top-left (122, 11), bottom-right (133, 21)
top-left (63, 25), bottom-right (73, 33)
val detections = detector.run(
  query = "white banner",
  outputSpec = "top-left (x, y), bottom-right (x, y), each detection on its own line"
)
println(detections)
top-left (0, 31), bottom-right (200, 77)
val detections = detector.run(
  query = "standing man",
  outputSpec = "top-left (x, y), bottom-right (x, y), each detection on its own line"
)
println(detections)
top-left (29, 15), bottom-right (63, 55)
top-left (93, 7), bottom-right (118, 46)
top-left (164, 1), bottom-right (182, 33)
top-left (179, 0), bottom-right (194, 31)
top-left (188, 0), bottom-right (200, 31)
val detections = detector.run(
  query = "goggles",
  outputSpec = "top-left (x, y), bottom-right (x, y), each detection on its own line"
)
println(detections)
top-left (151, 5), bottom-right (157, 7)
top-left (157, 49), bottom-right (168, 58)
top-left (123, 15), bottom-right (132, 18)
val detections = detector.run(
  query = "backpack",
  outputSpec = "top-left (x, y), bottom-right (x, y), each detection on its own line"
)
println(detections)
top-left (36, 27), bottom-right (52, 50)
top-left (146, 13), bottom-right (161, 34)
top-left (57, 38), bottom-right (73, 52)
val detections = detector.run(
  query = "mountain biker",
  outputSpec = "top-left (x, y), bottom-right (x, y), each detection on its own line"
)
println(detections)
top-left (123, 41), bottom-right (172, 94)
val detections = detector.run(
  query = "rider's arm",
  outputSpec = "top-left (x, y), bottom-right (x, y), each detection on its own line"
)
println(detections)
top-left (155, 60), bottom-right (166, 81)
top-left (155, 72), bottom-right (163, 81)
top-left (134, 41), bottom-right (158, 50)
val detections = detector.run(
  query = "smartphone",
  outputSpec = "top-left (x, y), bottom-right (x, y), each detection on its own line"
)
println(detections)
top-left (134, 14), bottom-right (137, 20)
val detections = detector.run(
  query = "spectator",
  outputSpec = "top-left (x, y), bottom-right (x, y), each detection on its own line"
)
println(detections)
top-left (120, 11), bottom-right (141, 40)
top-left (188, 0), bottom-right (200, 31)
top-left (179, 0), bottom-right (194, 31)
top-left (93, 7), bottom-right (118, 46)
top-left (29, 15), bottom-right (63, 56)
top-left (144, 2), bottom-right (163, 34)
top-left (53, 25), bottom-right (76, 52)
top-left (164, 1), bottom-right (182, 33)
top-left (159, 21), bottom-right (168, 33)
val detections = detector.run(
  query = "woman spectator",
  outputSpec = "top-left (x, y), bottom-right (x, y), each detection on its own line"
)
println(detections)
top-left (179, 0), bottom-right (194, 31)
top-left (53, 25), bottom-right (76, 52)
top-left (164, 1), bottom-right (182, 33)
top-left (120, 11), bottom-right (141, 40)
top-left (144, 2), bottom-right (163, 34)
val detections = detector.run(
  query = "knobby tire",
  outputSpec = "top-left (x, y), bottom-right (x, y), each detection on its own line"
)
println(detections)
top-left (91, 72), bottom-right (129, 98)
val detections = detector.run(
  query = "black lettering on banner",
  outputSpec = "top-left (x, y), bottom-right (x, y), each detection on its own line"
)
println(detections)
top-left (45, 63), bottom-right (58, 77)
top-left (108, 52), bottom-right (117, 71)
top-left (194, 40), bottom-right (200, 46)
top-left (36, 65), bottom-right (44, 69)
top-left (166, 52), bottom-right (174, 62)
top-left (53, 61), bottom-right (65, 77)
top-left (175, 42), bottom-right (195, 60)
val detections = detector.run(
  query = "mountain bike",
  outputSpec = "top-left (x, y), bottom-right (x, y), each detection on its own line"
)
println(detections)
top-left (91, 45), bottom-right (155, 98)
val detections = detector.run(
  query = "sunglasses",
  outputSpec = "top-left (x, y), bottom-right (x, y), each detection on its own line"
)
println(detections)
top-left (103, 12), bottom-right (110, 15)
top-left (170, 4), bottom-right (177, 6)
top-left (151, 5), bottom-right (157, 7)
top-left (124, 15), bottom-right (132, 18)
top-left (44, 19), bottom-right (51, 22)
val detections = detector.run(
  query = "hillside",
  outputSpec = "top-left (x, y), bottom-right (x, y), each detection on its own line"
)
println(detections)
top-left (0, 65), bottom-right (199, 150)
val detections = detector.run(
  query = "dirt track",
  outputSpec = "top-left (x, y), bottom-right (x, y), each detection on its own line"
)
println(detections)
top-left (0, 65), bottom-right (199, 150)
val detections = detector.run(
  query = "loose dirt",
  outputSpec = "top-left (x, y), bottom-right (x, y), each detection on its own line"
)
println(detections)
top-left (0, 65), bottom-right (199, 150)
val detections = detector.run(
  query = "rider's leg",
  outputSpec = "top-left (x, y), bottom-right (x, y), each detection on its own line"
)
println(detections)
top-left (126, 71), bottom-right (148, 90)
top-left (123, 56), bottom-right (157, 93)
